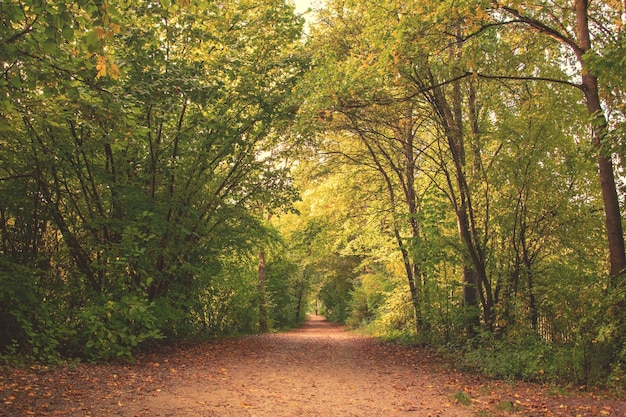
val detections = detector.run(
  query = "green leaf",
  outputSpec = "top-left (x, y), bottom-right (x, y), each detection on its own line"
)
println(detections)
top-left (8, 76), bottom-right (21, 88)
top-left (42, 41), bottom-right (58, 55)
top-left (85, 30), bottom-right (101, 52)
top-left (61, 25), bottom-right (75, 41)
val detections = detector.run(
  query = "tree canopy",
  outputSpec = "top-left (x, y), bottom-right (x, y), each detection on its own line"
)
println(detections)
top-left (1, 0), bottom-right (625, 388)
top-left (1, 0), bottom-right (307, 360)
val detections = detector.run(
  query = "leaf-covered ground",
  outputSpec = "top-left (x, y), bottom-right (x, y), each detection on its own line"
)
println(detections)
top-left (1, 315), bottom-right (625, 416)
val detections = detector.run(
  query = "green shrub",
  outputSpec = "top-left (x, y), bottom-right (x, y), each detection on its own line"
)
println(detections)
top-left (76, 294), bottom-right (163, 361)
top-left (0, 258), bottom-right (69, 363)
top-left (462, 330), bottom-right (565, 383)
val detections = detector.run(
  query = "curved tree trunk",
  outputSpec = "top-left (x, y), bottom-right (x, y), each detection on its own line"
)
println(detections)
top-left (501, 0), bottom-right (625, 285)
top-left (575, 0), bottom-right (625, 282)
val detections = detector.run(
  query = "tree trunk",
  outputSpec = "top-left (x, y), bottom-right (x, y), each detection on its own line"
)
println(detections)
top-left (431, 78), bottom-right (488, 332)
top-left (258, 249), bottom-right (270, 333)
top-left (401, 108), bottom-right (426, 336)
top-left (295, 282), bottom-right (304, 322)
top-left (352, 121), bottom-right (423, 337)
top-left (575, 0), bottom-right (626, 282)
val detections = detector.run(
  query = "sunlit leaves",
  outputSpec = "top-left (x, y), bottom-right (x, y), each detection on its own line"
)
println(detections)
top-left (292, 0), bottom-right (624, 382)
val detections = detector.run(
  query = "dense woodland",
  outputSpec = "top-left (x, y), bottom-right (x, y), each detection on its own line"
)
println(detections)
top-left (1, 0), bottom-right (625, 388)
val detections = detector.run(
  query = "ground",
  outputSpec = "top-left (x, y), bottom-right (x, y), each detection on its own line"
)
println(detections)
top-left (1, 315), bottom-right (625, 416)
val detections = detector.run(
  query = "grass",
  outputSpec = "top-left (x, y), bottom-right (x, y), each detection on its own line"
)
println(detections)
top-left (495, 400), bottom-right (520, 413)
top-left (452, 390), bottom-right (472, 405)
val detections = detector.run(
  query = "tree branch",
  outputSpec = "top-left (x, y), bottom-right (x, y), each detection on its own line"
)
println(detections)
top-left (0, 173), bottom-right (35, 182)
top-left (499, 6), bottom-right (583, 59)
top-left (3, 15), bottom-right (38, 44)
top-left (474, 71), bottom-right (582, 90)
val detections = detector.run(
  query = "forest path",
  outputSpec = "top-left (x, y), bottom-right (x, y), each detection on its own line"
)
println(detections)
top-left (2, 315), bottom-right (626, 416)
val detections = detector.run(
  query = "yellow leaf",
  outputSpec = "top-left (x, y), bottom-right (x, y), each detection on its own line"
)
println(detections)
top-left (96, 56), bottom-right (107, 79)
top-left (109, 22), bottom-right (121, 34)
top-left (95, 27), bottom-right (107, 39)
top-left (109, 61), bottom-right (120, 80)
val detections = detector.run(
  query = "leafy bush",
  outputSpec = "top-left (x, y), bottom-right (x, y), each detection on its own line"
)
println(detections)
top-left (266, 256), bottom-right (308, 330)
top-left (76, 294), bottom-right (163, 361)
top-left (459, 323), bottom-right (626, 389)
top-left (377, 288), bottom-right (416, 337)
top-left (0, 258), bottom-right (68, 363)
top-left (347, 272), bottom-right (388, 328)
top-left (461, 331), bottom-right (559, 383)
top-left (0, 259), bottom-right (39, 356)
top-left (318, 274), bottom-right (353, 323)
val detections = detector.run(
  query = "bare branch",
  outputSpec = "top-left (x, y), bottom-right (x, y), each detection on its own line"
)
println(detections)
top-left (474, 71), bottom-right (582, 90)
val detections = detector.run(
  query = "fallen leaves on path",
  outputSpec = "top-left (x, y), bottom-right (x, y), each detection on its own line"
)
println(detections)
top-left (1, 316), bottom-right (625, 416)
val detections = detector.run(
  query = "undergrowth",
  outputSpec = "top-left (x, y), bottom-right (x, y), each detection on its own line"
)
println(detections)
top-left (447, 331), bottom-right (626, 393)
top-left (354, 320), bottom-right (626, 392)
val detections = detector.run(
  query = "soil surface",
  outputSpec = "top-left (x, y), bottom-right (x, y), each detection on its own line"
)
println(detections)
top-left (1, 315), bottom-right (625, 416)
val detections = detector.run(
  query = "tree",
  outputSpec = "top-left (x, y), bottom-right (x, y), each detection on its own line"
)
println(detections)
top-left (483, 0), bottom-right (625, 282)
top-left (0, 0), bottom-right (305, 360)
top-left (298, 0), bottom-right (434, 336)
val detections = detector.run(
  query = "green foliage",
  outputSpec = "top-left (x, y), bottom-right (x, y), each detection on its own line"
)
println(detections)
top-left (1, 0), bottom-right (305, 362)
top-left (585, 36), bottom-right (626, 159)
top-left (266, 254), bottom-right (309, 329)
top-left (0, 258), bottom-right (37, 352)
top-left (364, 284), bottom-right (418, 344)
top-left (76, 294), bottom-right (163, 361)
top-left (318, 258), bottom-right (358, 323)
top-left (157, 252), bottom-right (261, 338)
top-left (459, 281), bottom-right (626, 389)
top-left (0, 261), bottom-right (163, 363)
top-left (462, 331), bottom-right (561, 383)
top-left (347, 282), bottom-right (383, 327)
top-left (318, 272), bottom-right (352, 323)
top-left (0, 258), bottom-right (66, 363)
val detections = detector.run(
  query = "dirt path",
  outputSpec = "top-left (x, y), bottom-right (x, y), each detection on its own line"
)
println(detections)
top-left (2, 315), bottom-right (625, 416)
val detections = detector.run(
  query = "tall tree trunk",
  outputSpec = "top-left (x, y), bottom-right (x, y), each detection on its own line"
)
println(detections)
top-left (430, 24), bottom-right (494, 331)
top-left (258, 249), bottom-right (270, 333)
top-left (396, 228), bottom-right (422, 335)
top-left (401, 108), bottom-right (427, 335)
top-left (353, 123), bottom-right (423, 337)
top-left (431, 79), bottom-right (489, 332)
top-left (501, 0), bottom-right (626, 284)
top-left (575, 0), bottom-right (625, 282)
